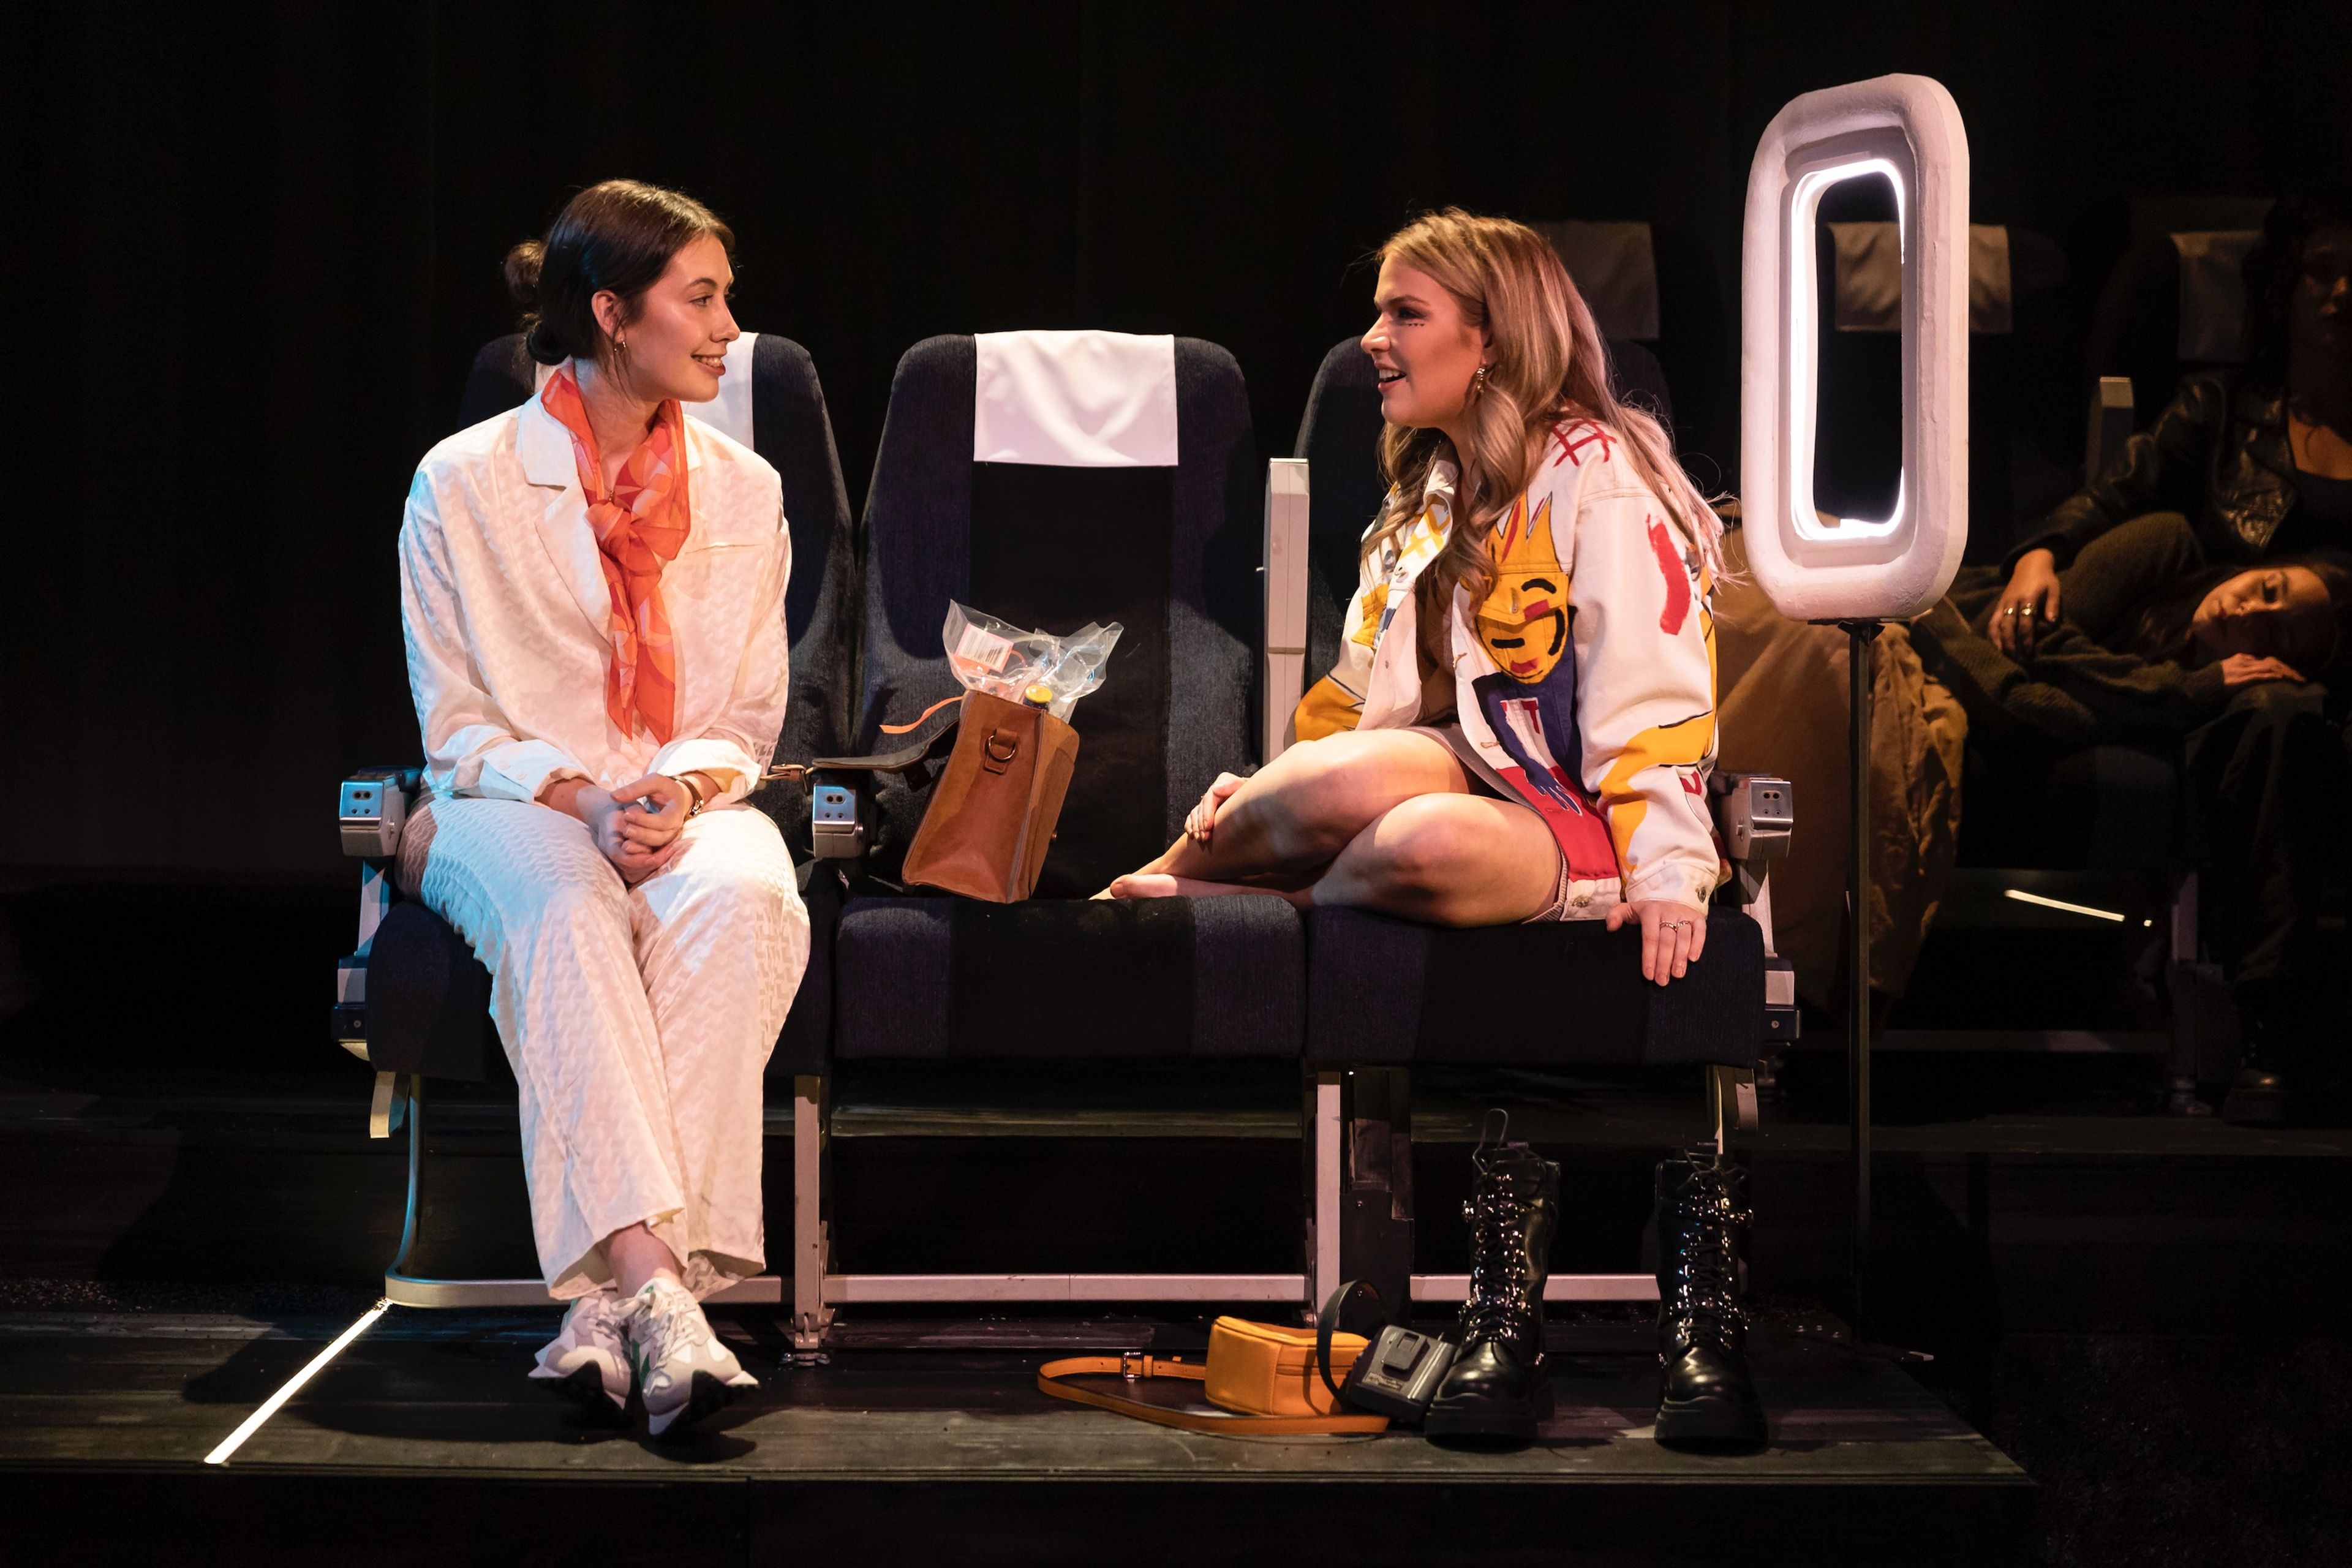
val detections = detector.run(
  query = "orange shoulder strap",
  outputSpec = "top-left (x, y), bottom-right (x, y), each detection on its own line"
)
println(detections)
top-left (1035, 1354), bottom-right (1389, 1437)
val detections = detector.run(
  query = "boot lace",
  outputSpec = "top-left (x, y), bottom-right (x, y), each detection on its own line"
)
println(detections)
top-left (1664, 1169), bottom-right (1750, 1343)
top-left (1459, 1155), bottom-right (1545, 1343)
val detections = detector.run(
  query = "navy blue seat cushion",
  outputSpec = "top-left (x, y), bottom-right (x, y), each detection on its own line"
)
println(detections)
top-left (366, 900), bottom-right (497, 1082)
top-left (371, 887), bottom-right (827, 1086)
top-left (1304, 908), bottom-right (1763, 1069)
top-left (828, 895), bottom-right (1303, 1061)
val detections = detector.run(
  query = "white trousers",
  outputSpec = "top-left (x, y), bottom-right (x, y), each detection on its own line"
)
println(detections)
top-left (402, 797), bottom-right (809, 1300)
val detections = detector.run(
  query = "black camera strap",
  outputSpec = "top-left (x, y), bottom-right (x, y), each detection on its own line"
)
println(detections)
top-left (1316, 1280), bottom-right (1387, 1407)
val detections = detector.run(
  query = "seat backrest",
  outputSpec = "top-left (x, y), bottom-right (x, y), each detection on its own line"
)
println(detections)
top-left (454, 331), bottom-right (858, 812)
top-left (2085, 202), bottom-right (2272, 431)
top-left (1289, 334), bottom-right (1673, 706)
top-left (1812, 221), bottom-right (2074, 562)
top-left (848, 333), bottom-right (1260, 897)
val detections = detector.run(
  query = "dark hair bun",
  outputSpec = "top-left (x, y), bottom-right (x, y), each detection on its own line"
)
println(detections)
top-left (503, 239), bottom-right (545, 307)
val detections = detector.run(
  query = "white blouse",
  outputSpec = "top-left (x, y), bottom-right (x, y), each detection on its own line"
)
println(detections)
top-left (399, 381), bottom-right (792, 807)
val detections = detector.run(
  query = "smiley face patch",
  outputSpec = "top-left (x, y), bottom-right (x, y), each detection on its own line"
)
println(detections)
top-left (1474, 495), bottom-right (1569, 684)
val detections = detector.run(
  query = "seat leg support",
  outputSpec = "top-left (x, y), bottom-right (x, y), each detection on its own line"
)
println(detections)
top-left (1308, 1071), bottom-right (1341, 1319)
top-left (367, 1071), bottom-right (407, 1139)
top-left (1339, 1067), bottom-right (1414, 1319)
top-left (1708, 1065), bottom-right (1758, 1153)
top-left (2164, 872), bottom-right (2220, 1117)
top-left (791, 1074), bottom-right (834, 1357)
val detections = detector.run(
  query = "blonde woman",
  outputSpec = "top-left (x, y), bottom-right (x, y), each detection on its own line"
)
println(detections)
top-left (1109, 211), bottom-right (1761, 1449)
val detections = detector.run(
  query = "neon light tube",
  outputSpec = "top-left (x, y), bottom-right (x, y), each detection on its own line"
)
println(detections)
top-left (2003, 889), bottom-right (2127, 923)
top-left (203, 1298), bottom-right (390, 1466)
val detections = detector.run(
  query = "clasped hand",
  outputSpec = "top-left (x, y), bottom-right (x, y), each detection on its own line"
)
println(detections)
top-left (548, 774), bottom-right (692, 883)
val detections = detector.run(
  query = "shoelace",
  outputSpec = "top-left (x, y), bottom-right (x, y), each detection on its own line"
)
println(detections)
top-left (575, 1292), bottom-right (626, 1337)
top-left (1459, 1157), bottom-right (1547, 1342)
top-left (1664, 1172), bottom-right (1751, 1340)
top-left (630, 1286), bottom-right (714, 1382)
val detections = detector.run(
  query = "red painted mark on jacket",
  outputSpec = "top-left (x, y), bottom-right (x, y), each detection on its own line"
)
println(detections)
top-left (1551, 422), bottom-right (1617, 468)
top-left (1648, 516), bottom-right (1692, 634)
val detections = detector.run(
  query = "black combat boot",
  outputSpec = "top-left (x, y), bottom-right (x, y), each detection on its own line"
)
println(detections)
top-left (1652, 1145), bottom-right (1766, 1452)
top-left (1423, 1139), bottom-right (1559, 1441)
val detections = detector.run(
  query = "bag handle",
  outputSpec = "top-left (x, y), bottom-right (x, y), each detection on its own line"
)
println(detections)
top-left (1036, 1354), bottom-right (1389, 1436)
top-left (763, 696), bottom-right (967, 784)
top-left (1316, 1281), bottom-right (1386, 1408)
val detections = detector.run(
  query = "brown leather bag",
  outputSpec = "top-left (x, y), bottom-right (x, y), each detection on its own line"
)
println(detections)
top-left (900, 690), bottom-right (1080, 902)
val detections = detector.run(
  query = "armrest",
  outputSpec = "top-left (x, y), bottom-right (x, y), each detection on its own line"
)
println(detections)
top-left (1710, 772), bottom-right (1792, 864)
top-left (2084, 375), bottom-right (2134, 484)
top-left (1711, 772), bottom-right (1798, 1044)
top-left (340, 767), bottom-right (421, 858)
top-left (1262, 458), bottom-right (1310, 763)
top-left (335, 766), bottom-right (421, 1062)
top-left (766, 701), bottom-right (963, 861)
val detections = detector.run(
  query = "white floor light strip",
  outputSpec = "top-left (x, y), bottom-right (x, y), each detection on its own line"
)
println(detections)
top-left (2002, 889), bottom-right (2126, 922)
top-left (203, 1298), bottom-right (390, 1466)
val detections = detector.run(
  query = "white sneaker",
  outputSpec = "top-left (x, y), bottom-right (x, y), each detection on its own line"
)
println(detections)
top-left (624, 1278), bottom-right (758, 1437)
top-left (528, 1288), bottom-right (631, 1412)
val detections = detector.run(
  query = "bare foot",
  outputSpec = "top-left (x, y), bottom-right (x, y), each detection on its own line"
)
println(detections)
top-left (1107, 873), bottom-right (1304, 905)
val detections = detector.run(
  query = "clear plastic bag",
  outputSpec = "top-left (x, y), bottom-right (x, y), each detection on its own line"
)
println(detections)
top-left (941, 601), bottom-right (1123, 722)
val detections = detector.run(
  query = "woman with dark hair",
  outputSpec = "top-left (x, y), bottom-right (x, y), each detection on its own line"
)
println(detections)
top-left (398, 179), bottom-right (805, 1434)
top-left (1983, 190), bottom-right (2352, 1123)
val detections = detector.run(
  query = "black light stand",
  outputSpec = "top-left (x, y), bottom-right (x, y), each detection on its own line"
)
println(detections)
top-left (1837, 617), bottom-right (1888, 1338)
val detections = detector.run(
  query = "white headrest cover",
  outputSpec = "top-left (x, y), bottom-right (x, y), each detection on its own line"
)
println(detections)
top-left (1830, 224), bottom-right (2014, 334)
top-left (1534, 221), bottom-right (1660, 341)
top-left (2171, 231), bottom-right (2258, 363)
top-left (974, 330), bottom-right (1178, 467)
top-left (532, 331), bottom-right (759, 449)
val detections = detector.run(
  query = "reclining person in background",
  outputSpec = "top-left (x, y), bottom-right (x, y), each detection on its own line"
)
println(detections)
top-left (1110, 210), bottom-right (1725, 990)
top-left (1982, 190), bottom-right (2352, 1123)
top-left (398, 181), bottom-right (807, 1434)
top-left (1110, 211), bottom-right (1766, 1449)
top-left (1912, 513), bottom-right (2351, 752)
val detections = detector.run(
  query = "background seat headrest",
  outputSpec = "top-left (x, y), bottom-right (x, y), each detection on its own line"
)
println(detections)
top-left (1829, 224), bottom-right (2065, 334)
top-left (1532, 221), bottom-right (1660, 342)
top-left (973, 329), bottom-right (1178, 467)
top-left (2170, 230), bottom-right (2261, 362)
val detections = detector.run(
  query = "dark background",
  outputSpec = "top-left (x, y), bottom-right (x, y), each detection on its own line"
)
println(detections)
top-left (6, 0), bottom-right (2351, 880)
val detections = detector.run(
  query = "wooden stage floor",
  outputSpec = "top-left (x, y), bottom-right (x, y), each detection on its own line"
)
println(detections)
top-left (1, 1304), bottom-right (2028, 1565)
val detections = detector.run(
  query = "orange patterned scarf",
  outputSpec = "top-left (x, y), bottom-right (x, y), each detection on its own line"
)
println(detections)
top-left (540, 367), bottom-right (692, 743)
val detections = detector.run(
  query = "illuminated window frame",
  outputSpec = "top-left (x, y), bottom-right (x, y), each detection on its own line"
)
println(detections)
top-left (1785, 156), bottom-right (1907, 541)
top-left (1741, 76), bottom-right (1970, 621)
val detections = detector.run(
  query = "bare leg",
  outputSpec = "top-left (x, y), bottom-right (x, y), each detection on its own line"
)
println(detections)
top-left (607, 1223), bottom-right (685, 1296)
top-left (1110, 730), bottom-right (1469, 894)
top-left (1309, 792), bottom-right (1562, 925)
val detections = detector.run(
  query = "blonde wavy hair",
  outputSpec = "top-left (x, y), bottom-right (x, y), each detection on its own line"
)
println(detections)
top-left (1365, 208), bottom-right (1724, 613)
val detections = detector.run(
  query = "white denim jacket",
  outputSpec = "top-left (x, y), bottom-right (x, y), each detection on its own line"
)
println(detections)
top-left (1295, 418), bottom-right (1721, 914)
